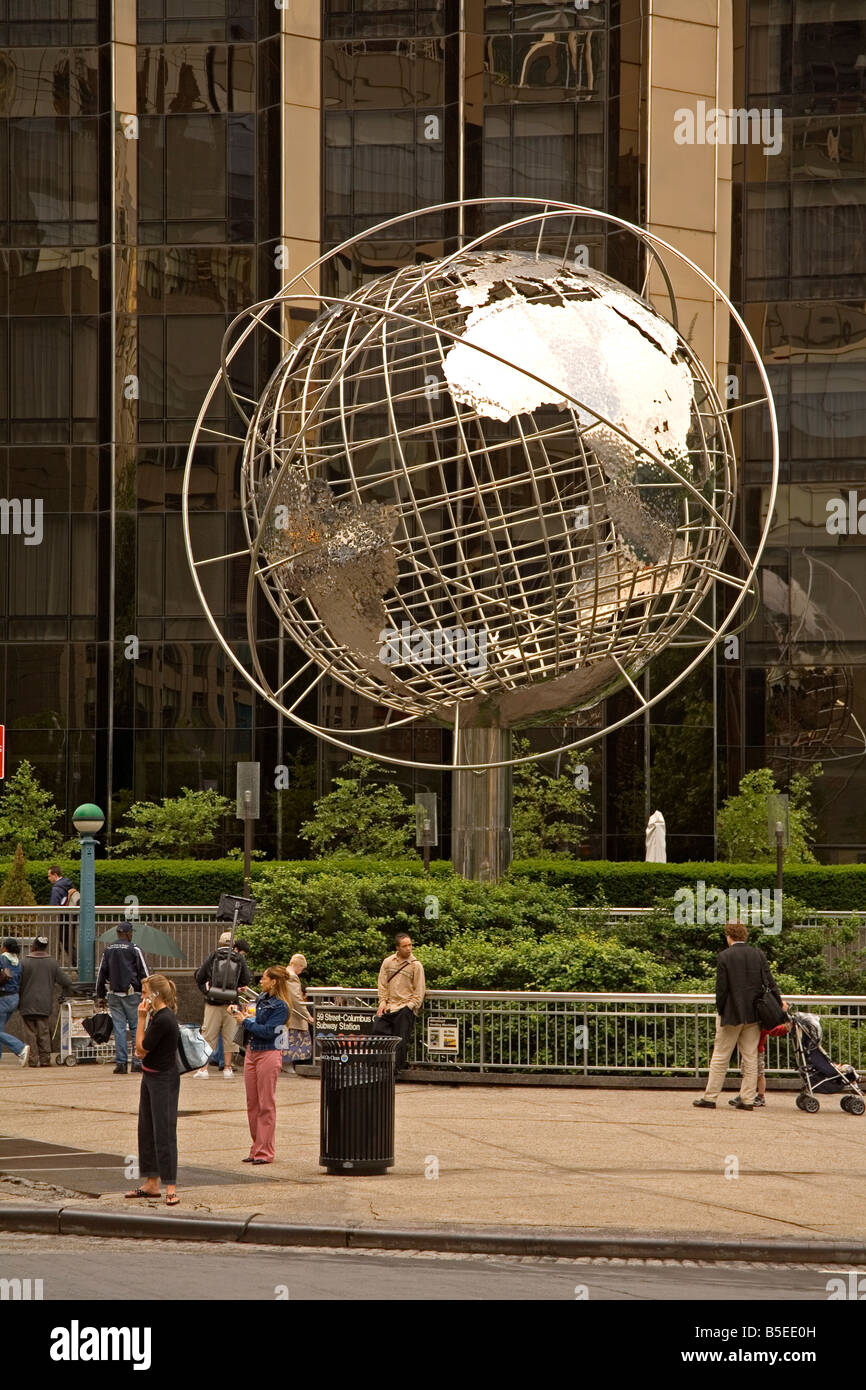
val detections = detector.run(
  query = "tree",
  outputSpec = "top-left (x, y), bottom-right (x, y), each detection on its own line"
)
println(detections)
top-left (0, 761), bottom-right (64, 858)
top-left (299, 758), bottom-right (416, 858)
top-left (717, 766), bottom-right (820, 864)
top-left (512, 741), bottom-right (594, 859)
top-left (0, 843), bottom-right (37, 906)
top-left (113, 787), bottom-right (233, 858)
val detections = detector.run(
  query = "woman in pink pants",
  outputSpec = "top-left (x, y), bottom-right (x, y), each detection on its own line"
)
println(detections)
top-left (230, 966), bottom-right (290, 1164)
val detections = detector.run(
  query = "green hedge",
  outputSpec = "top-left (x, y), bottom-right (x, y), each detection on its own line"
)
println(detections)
top-left (508, 859), bottom-right (866, 910)
top-left (14, 856), bottom-right (442, 905)
top-left (14, 853), bottom-right (866, 914)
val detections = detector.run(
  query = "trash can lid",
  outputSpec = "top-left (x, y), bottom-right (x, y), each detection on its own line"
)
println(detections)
top-left (319, 1036), bottom-right (401, 1054)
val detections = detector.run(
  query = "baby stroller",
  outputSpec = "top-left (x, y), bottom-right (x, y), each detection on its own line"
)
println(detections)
top-left (790, 1011), bottom-right (865, 1114)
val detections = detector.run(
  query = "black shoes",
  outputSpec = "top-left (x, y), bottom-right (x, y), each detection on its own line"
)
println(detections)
top-left (728, 1098), bottom-right (754, 1110)
top-left (692, 1097), bottom-right (716, 1108)
top-left (113, 1063), bottom-right (128, 1074)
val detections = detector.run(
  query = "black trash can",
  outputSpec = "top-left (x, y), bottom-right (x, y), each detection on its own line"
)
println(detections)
top-left (319, 1036), bottom-right (400, 1175)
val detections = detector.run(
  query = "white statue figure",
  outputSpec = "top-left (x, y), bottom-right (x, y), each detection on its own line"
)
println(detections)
top-left (645, 809), bottom-right (666, 863)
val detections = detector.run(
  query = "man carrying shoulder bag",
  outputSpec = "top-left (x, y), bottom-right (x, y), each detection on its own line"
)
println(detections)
top-left (693, 921), bottom-right (783, 1112)
top-left (193, 932), bottom-right (251, 1079)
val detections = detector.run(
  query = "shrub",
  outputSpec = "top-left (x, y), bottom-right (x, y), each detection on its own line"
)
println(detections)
top-left (0, 844), bottom-right (37, 906)
top-left (717, 766), bottom-right (819, 863)
top-left (112, 788), bottom-right (233, 858)
top-left (299, 759), bottom-right (416, 858)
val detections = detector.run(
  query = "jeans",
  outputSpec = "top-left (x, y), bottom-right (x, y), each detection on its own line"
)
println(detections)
top-left (107, 992), bottom-right (141, 1067)
top-left (372, 1005), bottom-right (416, 1070)
top-left (138, 1068), bottom-right (180, 1184)
top-left (0, 994), bottom-right (24, 1058)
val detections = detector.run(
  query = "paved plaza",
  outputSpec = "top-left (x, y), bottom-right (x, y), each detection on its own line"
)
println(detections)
top-left (0, 1064), bottom-right (862, 1243)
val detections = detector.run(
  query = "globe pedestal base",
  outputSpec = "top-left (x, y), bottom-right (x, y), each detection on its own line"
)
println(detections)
top-left (452, 727), bottom-right (513, 883)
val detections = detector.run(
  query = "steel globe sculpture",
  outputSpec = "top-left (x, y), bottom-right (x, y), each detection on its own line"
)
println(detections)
top-left (184, 201), bottom-right (779, 877)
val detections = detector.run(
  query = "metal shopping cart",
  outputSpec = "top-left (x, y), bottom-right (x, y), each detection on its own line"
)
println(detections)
top-left (55, 998), bottom-right (116, 1067)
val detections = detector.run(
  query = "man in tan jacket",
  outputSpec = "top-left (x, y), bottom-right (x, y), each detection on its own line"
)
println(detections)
top-left (372, 932), bottom-right (425, 1073)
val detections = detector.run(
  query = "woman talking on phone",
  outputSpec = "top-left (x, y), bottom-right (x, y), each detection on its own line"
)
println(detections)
top-left (125, 974), bottom-right (181, 1206)
top-left (229, 965), bottom-right (290, 1164)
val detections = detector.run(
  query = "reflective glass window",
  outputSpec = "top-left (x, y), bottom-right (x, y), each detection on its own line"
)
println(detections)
top-left (0, 49), bottom-right (98, 116)
top-left (165, 117), bottom-right (227, 221)
top-left (4, 645), bottom-right (67, 730)
top-left (137, 45), bottom-right (255, 114)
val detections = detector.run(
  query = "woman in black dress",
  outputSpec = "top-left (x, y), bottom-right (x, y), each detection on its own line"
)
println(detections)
top-left (125, 974), bottom-right (181, 1206)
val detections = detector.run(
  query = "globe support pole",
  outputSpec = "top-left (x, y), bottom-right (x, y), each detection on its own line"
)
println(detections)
top-left (452, 728), bottom-right (513, 883)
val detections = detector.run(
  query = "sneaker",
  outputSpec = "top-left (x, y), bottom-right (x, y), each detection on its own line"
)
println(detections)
top-left (192, 1067), bottom-right (209, 1078)
top-left (17, 1045), bottom-right (30, 1068)
top-left (222, 1067), bottom-right (234, 1078)
top-left (753, 1095), bottom-right (766, 1107)
top-left (692, 1097), bottom-right (716, 1108)
top-left (113, 1063), bottom-right (128, 1074)
top-left (728, 1097), bottom-right (754, 1110)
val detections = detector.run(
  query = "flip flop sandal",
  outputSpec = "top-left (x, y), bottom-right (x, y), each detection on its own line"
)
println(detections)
top-left (125, 1188), bottom-right (160, 1199)
top-left (165, 1194), bottom-right (180, 1206)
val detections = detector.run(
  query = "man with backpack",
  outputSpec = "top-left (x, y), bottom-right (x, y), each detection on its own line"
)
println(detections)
top-left (194, 932), bottom-right (251, 1078)
top-left (48, 866), bottom-right (80, 966)
top-left (95, 924), bottom-right (150, 1074)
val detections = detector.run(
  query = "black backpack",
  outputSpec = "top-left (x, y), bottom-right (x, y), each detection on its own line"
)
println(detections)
top-left (207, 946), bottom-right (242, 1005)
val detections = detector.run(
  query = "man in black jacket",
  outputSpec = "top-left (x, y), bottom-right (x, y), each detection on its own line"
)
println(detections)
top-left (694, 921), bottom-right (783, 1111)
top-left (95, 924), bottom-right (149, 1074)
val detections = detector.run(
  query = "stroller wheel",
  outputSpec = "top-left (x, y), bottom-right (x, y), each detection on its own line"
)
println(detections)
top-left (801, 1095), bottom-right (820, 1113)
top-left (842, 1096), bottom-right (865, 1116)
top-left (795, 1093), bottom-right (809, 1110)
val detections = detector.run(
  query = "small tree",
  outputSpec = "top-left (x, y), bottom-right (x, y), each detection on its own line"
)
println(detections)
top-left (512, 741), bottom-right (594, 859)
top-left (300, 758), bottom-right (416, 858)
top-left (113, 787), bottom-right (232, 858)
top-left (0, 761), bottom-right (64, 859)
top-left (717, 766), bottom-right (820, 863)
top-left (0, 843), bottom-right (37, 906)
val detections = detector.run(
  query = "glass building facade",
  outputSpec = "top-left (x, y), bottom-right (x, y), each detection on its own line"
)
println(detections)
top-left (0, 0), bottom-right (863, 860)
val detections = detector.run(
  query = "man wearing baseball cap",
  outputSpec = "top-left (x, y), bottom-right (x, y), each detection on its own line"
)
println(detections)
top-left (95, 924), bottom-right (149, 1074)
top-left (19, 937), bottom-right (73, 1067)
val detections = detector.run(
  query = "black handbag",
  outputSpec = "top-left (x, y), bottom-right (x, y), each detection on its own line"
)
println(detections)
top-left (754, 973), bottom-right (786, 1029)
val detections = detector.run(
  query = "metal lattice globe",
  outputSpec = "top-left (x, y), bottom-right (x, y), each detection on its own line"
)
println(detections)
top-left (185, 203), bottom-right (777, 770)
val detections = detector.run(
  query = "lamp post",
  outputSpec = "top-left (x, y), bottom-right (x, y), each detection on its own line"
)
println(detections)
top-left (72, 803), bottom-right (104, 983)
top-left (775, 820), bottom-right (784, 898)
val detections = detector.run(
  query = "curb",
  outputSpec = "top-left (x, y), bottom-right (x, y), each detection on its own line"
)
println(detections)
top-left (1, 1205), bottom-right (864, 1265)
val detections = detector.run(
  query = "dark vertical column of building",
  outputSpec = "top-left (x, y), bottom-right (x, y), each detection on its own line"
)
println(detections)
top-left (102, 0), bottom-right (282, 853)
top-left (318, 0), bottom-right (451, 837)
top-left (0, 3), bottom-right (103, 814)
top-left (737, 1), bottom-right (866, 860)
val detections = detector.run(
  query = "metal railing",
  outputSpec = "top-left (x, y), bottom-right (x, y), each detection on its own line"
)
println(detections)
top-left (0, 907), bottom-right (220, 972)
top-left (306, 987), bottom-right (866, 1077)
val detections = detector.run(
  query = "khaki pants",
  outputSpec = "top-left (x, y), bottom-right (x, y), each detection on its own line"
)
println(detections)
top-left (202, 1003), bottom-right (238, 1062)
top-left (704, 1020), bottom-right (760, 1103)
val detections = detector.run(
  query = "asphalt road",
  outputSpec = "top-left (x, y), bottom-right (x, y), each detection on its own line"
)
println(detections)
top-left (0, 1235), bottom-right (847, 1301)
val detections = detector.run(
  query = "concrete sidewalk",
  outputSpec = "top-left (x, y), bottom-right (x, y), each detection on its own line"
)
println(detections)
top-left (0, 1063), bottom-right (862, 1241)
